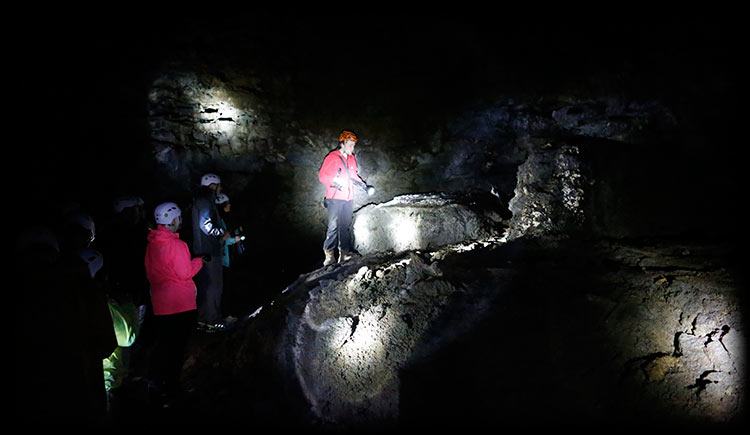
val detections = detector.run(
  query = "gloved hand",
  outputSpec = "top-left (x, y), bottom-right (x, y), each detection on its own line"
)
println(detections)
top-left (331, 177), bottom-right (344, 191)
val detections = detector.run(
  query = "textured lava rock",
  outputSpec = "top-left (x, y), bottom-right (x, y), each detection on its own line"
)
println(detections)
top-left (352, 193), bottom-right (506, 255)
top-left (181, 234), bottom-right (744, 429)
top-left (506, 143), bottom-right (586, 240)
top-left (292, 252), bottom-right (461, 425)
top-left (143, 64), bottom-right (685, 252)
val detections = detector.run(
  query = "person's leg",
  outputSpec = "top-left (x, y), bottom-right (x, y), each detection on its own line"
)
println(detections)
top-left (209, 258), bottom-right (224, 322)
top-left (149, 310), bottom-right (196, 404)
top-left (338, 199), bottom-right (354, 254)
top-left (197, 258), bottom-right (223, 324)
top-left (148, 315), bottom-right (169, 391)
top-left (323, 199), bottom-right (343, 252)
top-left (163, 310), bottom-right (196, 394)
top-left (195, 266), bottom-right (210, 323)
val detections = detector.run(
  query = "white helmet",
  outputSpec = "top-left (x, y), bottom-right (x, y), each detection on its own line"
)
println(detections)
top-left (154, 202), bottom-right (181, 225)
top-left (78, 248), bottom-right (104, 279)
top-left (68, 212), bottom-right (96, 244)
top-left (201, 173), bottom-right (221, 186)
top-left (113, 196), bottom-right (144, 213)
top-left (215, 193), bottom-right (229, 204)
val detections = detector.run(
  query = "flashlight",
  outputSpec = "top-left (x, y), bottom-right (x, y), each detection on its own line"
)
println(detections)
top-left (240, 235), bottom-right (246, 241)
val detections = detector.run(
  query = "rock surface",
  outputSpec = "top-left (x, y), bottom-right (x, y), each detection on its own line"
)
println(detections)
top-left (506, 143), bottom-right (586, 240)
top-left (143, 65), bottom-right (693, 250)
top-left (352, 193), bottom-right (506, 255)
top-left (180, 209), bottom-right (745, 429)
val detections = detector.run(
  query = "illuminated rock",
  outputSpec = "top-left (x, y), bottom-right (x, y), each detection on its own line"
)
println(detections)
top-left (506, 143), bottom-right (586, 241)
top-left (147, 70), bottom-right (275, 175)
top-left (181, 238), bottom-right (744, 429)
top-left (290, 253), bottom-right (466, 425)
top-left (352, 193), bottom-right (506, 255)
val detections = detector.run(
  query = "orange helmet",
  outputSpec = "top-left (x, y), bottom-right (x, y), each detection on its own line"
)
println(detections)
top-left (339, 130), bottom-right (358, 143)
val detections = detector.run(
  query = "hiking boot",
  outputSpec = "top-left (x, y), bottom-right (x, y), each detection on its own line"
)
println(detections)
top-left (339, 250), bottom-right (359, 263)
top-left (222, 316), bottom-right (238, 328)
top-left (323, 249), bottom-right (336, 266)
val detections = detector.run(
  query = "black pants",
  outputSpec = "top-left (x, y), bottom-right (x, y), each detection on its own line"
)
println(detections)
top-left (324, 199), bottom-right (353, 252)
top-left (149, 310), bottom-right (196, 394)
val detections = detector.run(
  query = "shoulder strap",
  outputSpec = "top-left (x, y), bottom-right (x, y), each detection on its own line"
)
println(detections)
top-left (337, 154), bottom-right (351, 179)
top-left (337, 154), bottom-right (366, 188)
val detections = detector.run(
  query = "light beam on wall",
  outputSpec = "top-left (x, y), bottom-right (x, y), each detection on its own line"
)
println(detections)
top-left (389, 215), bottom-right (419, 252)
top-left (353, 213), bottom-right (371, 247)
top-left (197, 98), bottom-right (240, 136)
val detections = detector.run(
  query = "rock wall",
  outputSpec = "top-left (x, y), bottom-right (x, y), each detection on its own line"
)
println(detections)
top-left (144, 67), bottom-right (686, 251)
top-left (506, 143), bottom-right (586, 240)
top-left (148, 69), bottom-right (276, 179)
top-left (603, 242), bottom-right (746, 423)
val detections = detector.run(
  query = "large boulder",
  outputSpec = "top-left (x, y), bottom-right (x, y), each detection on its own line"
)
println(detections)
top-left (352, 193), bottom-right (506, 255)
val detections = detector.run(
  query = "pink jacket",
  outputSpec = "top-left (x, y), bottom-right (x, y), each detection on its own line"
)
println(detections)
top-left (144, 225), bottom-right (203, 315)
top-left (318, 150), bottom-right (365, 201)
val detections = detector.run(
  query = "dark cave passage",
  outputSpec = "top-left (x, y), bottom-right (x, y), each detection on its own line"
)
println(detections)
top-left (15, 13), bottom-right (745, 429)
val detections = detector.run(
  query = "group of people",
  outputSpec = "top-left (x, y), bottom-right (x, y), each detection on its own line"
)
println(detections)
top-left (16, 172), bottom-right (245, 421)
top-left (139, 128), bottom-right (372, 411)
top-left (134, 172), bottom-right (247, 411)
top-left (15, 128), bottom-right (371, 422)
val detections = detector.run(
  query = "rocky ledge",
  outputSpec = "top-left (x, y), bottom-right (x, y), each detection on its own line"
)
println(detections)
top-left (179, 226), bottom-right (744, 429)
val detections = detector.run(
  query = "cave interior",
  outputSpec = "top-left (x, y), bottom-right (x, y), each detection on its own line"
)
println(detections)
top-left (16, 13), bottom-right (745, 429)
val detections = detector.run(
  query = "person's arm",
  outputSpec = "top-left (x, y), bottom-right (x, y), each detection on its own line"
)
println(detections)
top-left (318, 154), bottom-right (343, 189)
top-left (350, 155), bottom-right (366, 185)
top-left (350, 155), bottom-right (373, 194)
top-left (197, 198), bottom-right (225, 237)
top-left (172, 239), bottom-right (203, 280)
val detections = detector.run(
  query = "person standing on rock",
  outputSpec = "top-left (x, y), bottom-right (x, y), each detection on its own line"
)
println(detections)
top-left (191, 173), bottom-right (232, 331)
top-left (318, 130), bottom-right (375, 266)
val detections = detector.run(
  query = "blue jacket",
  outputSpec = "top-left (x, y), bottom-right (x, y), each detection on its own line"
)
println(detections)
top-left (219, 217), bottom-right (236, 268)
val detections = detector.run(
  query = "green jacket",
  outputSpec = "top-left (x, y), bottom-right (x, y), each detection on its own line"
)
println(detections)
top-left (102, 299), bottom-right (140, 391)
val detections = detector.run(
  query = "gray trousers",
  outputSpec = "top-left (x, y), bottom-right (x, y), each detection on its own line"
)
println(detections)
top-left (323, 199), bottom-right (353, 253)
top-left (195, 256), bottom-right (223, 324)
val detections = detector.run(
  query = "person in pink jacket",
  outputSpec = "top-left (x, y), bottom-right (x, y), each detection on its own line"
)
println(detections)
top-left (144, 202), bottom-right (203, 407)
top-left (318, 130), bottom-right (375, 266)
